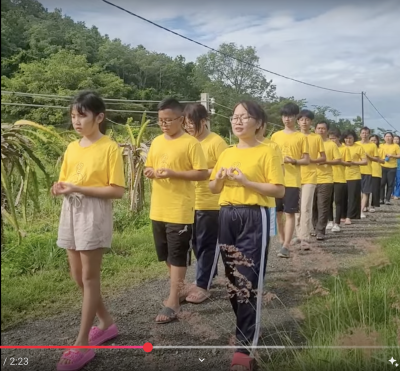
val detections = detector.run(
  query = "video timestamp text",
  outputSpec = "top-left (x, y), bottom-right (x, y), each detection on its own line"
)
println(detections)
top-left (2, 357), bottom-right (29, 367)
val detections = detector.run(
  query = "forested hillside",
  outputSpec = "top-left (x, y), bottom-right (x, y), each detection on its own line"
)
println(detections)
top-left (1, 0), bottom-right (370, 136)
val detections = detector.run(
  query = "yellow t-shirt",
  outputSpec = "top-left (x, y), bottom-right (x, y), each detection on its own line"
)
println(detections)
top-left (317, 140), bottom-right (341, 184)
top-left (355, 141), bottom-right (378, 175)
top-left (210, 144), bottom-right (284, 208)
top-left (381, 143), bottom-right (400, 169)
top-left (301, 133), bottom-right (325, 184)
top-left (345, 144), bottom-right (366, 181)
top-left (371, 147), bottom-right (385, 178)
top-left (146, 133), bottom-right (207, 224)
top-left (195, 132), bottom-right (228, 211)
top-left (332, 145), bottom-right (351, 184)
top-left (59, 135), bottom-right (125, 188)
top-left (271, 131), bottom-right (309, 188)
top-left (262, 138), bottom-right (284, 165)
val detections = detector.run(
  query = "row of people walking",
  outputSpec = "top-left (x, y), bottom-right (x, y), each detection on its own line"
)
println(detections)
top-left (51, 91), bottom-right (399, 371)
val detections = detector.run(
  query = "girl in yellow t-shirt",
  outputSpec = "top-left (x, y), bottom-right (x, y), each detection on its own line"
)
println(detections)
top-left (369, 135), bottom-right (385, 211)
top-left (342, 129), bottom-right (367, 224)
top-left (183, 103), bottom-right (228, 304)
top-left (209, 100), bottom-right (284, 371)
top-left (52, 91), bottom-right (126, 371)
top-left (380, 132), bottom-right (400, 204)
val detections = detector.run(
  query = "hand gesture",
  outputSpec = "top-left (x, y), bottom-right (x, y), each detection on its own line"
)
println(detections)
top-left (144, 167), bottom-right (155, 179)
top-left (51, 182), bottom-right (61, 196)
top-left (55, 182), bottom-right (77, 195)
top-left (227, 167), bottom-right (248, 185)
top-left (215, 167), bottom-right (227, 180)
top-left (155, 168), bottom-right (175, 179)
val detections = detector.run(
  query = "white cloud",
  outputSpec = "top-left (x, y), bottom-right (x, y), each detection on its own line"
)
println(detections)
top-left (39, 0), bottom-right (400, 131)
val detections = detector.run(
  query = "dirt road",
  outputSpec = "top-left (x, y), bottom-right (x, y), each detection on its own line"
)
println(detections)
top-left (1, 203), bottom-right (399, 371)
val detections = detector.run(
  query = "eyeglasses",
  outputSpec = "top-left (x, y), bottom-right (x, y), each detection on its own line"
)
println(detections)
top-left (158, 116), bottom-right (183, 126)
top-left (229, 115), bottom-right (254, 124)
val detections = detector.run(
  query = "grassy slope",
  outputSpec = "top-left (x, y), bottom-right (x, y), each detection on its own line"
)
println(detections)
top-left (265, 234), bottom-right (400, 371)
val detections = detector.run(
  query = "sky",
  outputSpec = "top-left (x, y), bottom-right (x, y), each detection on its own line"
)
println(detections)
top-left (39, 0), bottom-right (400, 132)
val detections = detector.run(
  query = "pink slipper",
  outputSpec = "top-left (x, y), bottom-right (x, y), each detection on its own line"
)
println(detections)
top-left (57, 349), bottom-right (95, 371)
top-left (89, 324), bottom-right (118, 346)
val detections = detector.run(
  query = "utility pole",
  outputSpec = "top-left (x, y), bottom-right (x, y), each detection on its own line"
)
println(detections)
top-left (361, 91), bottom-right (365, 126)
top-left (200, 92), bottom-right (211, 129)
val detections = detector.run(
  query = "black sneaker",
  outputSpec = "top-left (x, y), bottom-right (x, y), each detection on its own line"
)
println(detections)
top-left (385, 200), bottom-right (392, 205)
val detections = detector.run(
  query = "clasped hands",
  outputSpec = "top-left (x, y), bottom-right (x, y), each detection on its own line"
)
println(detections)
top-left (51, 182), bottom-right (77, 196)
top-left (144, 167), bottom-right (175, 180)
top-left (215, 167), bottom-right (248, 185)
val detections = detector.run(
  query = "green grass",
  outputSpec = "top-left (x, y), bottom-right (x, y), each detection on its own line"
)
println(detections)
top-left (265, 234), bottom-right (400, 371)
top-left (1, 193), bottom-right (164, 330)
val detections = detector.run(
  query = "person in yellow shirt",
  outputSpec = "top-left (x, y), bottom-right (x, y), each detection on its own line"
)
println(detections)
top-left (209, 100), bottom-right (284, 371)
top-left (327, 128), bottom-right (351, 232)
top-left (394, 135), bottom-right (400, 200)
top-left (182, 103), bottom-right (228, 304)
top-left (51, 91), bottom-right (126, 370)
top-left (380, 132), bottom-right (400, 204)
top-left (271, 103), bottom-right (310, 258)
top-left (342, 129), bottom-right (367, 224)
top-left (369, 134), bottom-right (386, 211)
top-left (144, 98), bottom-right (208, 324)
top-left (295, 110), bottom-right (326, 249)
top-left (356, 127), bottom-right (379, 218)
top-left (312, 121), bottom-right (341, 240)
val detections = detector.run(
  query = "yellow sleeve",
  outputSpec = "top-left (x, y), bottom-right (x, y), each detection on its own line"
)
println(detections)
top-left (58, 147), bottom-right (69, 182)
top-left (109, 146), bottom-right (126, 187)
top-left (145, 143), bottom-right (154, 168)
top-left (372, 145), bottom-right (378, 157)
top-left (302, 135), bottom-right (309, 154)
top-left (396, 144), bottom-right (400, 155)
top-left (189, 141), bottom-right (207, 170)
top-left (214, 140), bottom-right (229, 160)
top-left (265, 152), bottom-right (285, 185)
top-left (343, 147), bottom-right (351, 162)
top-left (333, 145), bottom-right (341, 160)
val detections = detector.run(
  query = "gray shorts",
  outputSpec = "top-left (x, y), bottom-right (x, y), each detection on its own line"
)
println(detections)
top-left (57, 193), bottom-right (113, 251)
top-left (361, 174), bottom-right (372, 194)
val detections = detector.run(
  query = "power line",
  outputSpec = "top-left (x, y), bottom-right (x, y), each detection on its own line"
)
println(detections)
top-left (363, 93), bottom-right (398, 132)
top-left (1, 91), bottom-right (198, 104)
top-left (102, 0), bottom-right (360, 96)
top-left (1, 102), bottom-right (159, 114)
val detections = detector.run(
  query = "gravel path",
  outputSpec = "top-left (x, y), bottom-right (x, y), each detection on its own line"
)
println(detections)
top-left (1, 202), bottom-right (399, 371)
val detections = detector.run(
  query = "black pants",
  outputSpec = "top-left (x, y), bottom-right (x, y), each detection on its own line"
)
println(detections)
top-left (328, 183), bottom-right (347, 224)
top-left (218, 205), bottom-right (270, 355)
top-left (370, 176), bottom-right (381, 208)
top-left (381, 167), bottom-right (396, 202)
top-left (347, 180), bottom-right (361, 219)
top-left (312, 183), bottom-right (334, 235)
top-left (192, 210), bottom-right (219, 290)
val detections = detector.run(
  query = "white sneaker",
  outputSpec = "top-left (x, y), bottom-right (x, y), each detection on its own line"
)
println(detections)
top-left (369, 208), bottom-right (375, 213)
top-left (326, 221), bottom-right (333, 230)
top-left (332, 224), bottom-right (341, 232)
top-left (361, 213), bottom-right (367, 219)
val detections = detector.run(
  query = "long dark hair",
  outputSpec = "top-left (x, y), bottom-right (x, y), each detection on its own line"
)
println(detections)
top-left (183, 103), bottom-right (208, 135)
top-left (369, 134), bottom-right (380, 147)
top-left (70, 91), bottom-right (107, 134)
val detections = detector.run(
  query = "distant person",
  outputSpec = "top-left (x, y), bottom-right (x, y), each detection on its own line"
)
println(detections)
top-left (356, 127), bottom-right (378, 217)
top-left (183, 103), bottom-right (228, 304)
top-left (380, 132), bottom-right (400, 204)
top-left (209, 101), bottom-right (284, 371)
top-left (52, 91), bottom-right (125, 371)
top-left (342, 130), bottom-right (367, 224)
top-left (144, 98), bottom-right (208, 323)
top-left (369, 134), bottom-right (385, 210)
top-left (271, 103), bottom-right (310, 258)
top-left (327, 128), bottom-right (351, 231)
top-left (313, 121), bottom-right (341, 240)
top-left (393, 135), bottom-right (400, 200)
top-left (295, 110), bottom-right (325, 247)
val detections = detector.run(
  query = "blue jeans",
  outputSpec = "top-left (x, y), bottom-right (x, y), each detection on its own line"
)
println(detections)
top-left (394, 169), bottom-right (400, 197)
